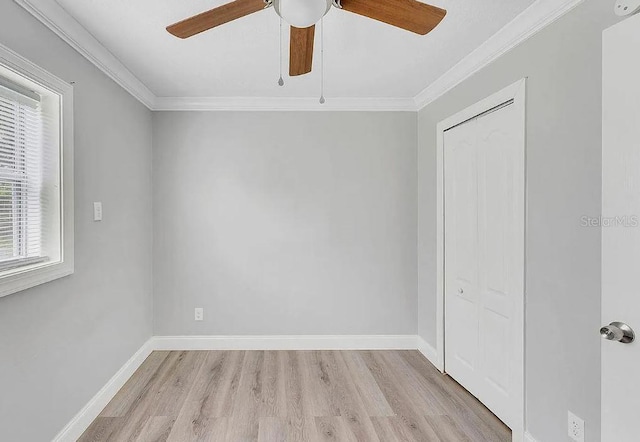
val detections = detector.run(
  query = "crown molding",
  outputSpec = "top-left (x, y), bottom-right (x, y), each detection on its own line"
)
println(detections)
top-left (413, 0), bottom-right (585, 110)
top-left (13, 0), bottom-right (416, 112)
top-left (13, 0), bottom-right (156, 109)
top-left (15, 0), bottom-right (583, 112)
top-left (154, 96), bottom-right (417, 112)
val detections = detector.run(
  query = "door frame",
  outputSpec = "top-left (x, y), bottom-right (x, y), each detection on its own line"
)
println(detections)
top-left (435, 78), bottom-right (527, 438)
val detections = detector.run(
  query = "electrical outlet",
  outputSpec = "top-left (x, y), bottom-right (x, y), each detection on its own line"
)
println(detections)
top-left (568, 411), bottom-right (585, 442)
top-left (194, 308), bottom-right (204, 321)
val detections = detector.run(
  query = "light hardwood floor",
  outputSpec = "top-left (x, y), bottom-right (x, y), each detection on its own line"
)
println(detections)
top-left (79, 350), bottom-right (510, 441)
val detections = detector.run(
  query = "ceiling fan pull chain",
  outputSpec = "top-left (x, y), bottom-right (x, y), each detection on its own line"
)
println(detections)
top-left (319, 17), bottom-right (326, 104)
top-left (278, 17), bottom-right (284, 86)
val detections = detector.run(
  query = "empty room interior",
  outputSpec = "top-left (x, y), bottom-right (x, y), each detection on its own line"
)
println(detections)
top-left (1, 0), bottom-right (639, 441)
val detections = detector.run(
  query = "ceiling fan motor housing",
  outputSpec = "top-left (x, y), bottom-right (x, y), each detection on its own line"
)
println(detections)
top-left (274, 0), bottom-right (332, 28)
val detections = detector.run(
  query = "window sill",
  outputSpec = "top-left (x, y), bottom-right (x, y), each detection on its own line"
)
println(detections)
top-left (0, 256), bottom-right (49, 273)
top-left (0, 259), bottom-right (73, 298)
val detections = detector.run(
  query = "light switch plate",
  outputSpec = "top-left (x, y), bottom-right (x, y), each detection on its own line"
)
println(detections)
top-left (93, 202), bottom-right (102, 221)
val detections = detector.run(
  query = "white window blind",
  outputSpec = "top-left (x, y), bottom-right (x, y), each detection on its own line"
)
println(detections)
top-left (0, 79), bottom-right (46, 271)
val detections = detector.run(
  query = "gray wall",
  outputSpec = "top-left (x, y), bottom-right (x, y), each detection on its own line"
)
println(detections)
top-left (153, 111), bottom-right (417, 336)
top-left (417, 1), bottom-right (618, 440)
top-left (0, 2), bottom-right (153, 441)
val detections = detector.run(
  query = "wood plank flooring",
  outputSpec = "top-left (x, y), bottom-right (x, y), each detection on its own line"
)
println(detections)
top-left (79, 350), bottom-right (510, 442)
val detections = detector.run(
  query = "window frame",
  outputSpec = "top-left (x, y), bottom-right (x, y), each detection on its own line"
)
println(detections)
top-left (0, 43), bottom-right (74, 298)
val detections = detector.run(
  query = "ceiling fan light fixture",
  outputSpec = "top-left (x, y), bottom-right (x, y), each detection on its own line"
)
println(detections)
top-left (274, 0), bottom-right (332, 28)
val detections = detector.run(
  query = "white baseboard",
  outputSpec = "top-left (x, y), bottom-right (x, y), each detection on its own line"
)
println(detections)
top-left (151, 334), bottom-right (419, 351)
top-left (51, 338), bottom-right (154, 442)
top-left (417, 336), bottom-right (443, 372)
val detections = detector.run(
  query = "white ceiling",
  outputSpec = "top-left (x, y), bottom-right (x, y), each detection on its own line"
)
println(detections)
top-left (53, 0), bottom-right (536, 100)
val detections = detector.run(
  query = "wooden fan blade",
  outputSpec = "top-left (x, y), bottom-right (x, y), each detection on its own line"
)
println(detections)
top-left (289, 25), bottom-right (315, 76)
top-left (340, 0), bottom-right (446, 35)
top-left (167, 0), bottom-right (266, 39)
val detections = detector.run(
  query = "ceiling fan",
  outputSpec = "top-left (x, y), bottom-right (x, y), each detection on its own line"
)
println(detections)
top-left (166, 0), bottom-right (447, 77)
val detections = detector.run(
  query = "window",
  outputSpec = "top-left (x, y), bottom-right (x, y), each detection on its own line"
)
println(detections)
top-left (0, 45), bottom-right (73, 298)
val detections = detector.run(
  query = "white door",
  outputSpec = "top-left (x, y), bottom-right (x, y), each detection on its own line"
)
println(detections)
top-left (444, 101), bottom-right (525, 432)
top-left (602, 13), bottom-right (640, 441)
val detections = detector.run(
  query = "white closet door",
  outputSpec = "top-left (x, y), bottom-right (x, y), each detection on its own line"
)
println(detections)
top-left (444, 117), bottom-right (480, 380)
top-left (444, 102), bottom-right (524, 430)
